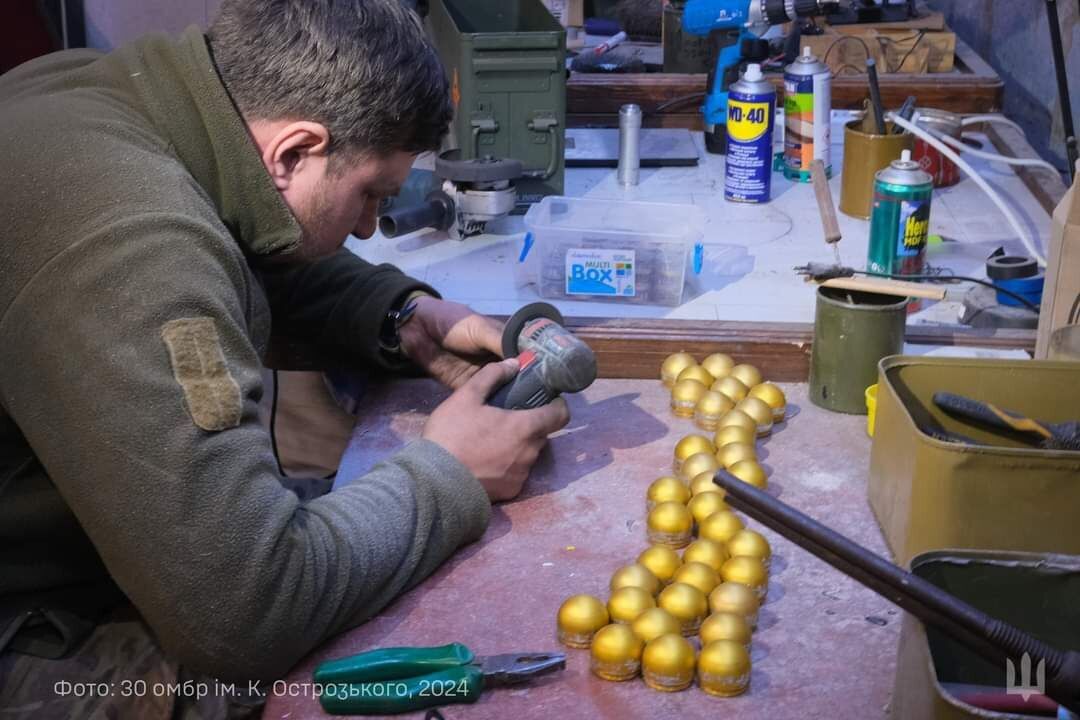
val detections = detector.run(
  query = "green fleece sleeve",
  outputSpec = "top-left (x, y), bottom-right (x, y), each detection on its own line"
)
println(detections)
top-left (0, 215), bottom-right (490, 682)
top-left (256, 249), bottom-right (438, 372)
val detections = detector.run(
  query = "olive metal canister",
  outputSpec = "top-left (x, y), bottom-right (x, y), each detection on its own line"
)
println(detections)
top-left (809, 287), bottom-right (908, 414)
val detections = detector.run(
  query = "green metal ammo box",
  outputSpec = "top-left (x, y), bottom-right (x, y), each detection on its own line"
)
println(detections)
top-left (428, 0), bottom-right (567, 204)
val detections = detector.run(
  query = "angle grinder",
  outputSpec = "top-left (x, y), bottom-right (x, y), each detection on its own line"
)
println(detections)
top-left (488, 303), bottom-right (598, 410)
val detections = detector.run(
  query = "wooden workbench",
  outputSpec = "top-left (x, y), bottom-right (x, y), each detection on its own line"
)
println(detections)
top-left (263, 379), bottom-right (900, 719)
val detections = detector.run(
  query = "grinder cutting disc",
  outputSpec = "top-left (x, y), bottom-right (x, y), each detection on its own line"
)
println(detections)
top-left (501, 302), bottom-right (565, 358)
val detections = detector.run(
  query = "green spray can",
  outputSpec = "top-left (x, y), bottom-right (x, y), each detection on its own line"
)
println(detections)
top-left (868, 150), bottom-right (934, 276)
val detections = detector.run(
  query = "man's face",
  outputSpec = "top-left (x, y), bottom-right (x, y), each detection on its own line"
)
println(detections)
top-left (288, 149), bottom-right (415, 259)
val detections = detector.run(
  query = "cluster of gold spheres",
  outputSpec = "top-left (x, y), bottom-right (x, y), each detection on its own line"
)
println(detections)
top-left (554, 353), bottom-right (786, 697)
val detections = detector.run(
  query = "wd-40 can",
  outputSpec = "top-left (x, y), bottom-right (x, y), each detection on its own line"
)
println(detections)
top-left (783, 47), bottom-right (831, 182)
top-left (725, 63), bottom-right (775, 203)
top-left (868, 150), bottom-right (934, 276)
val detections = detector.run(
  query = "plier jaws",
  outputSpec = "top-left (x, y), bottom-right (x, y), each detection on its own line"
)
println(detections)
top-left (478, 652), bottom-right (567, 686)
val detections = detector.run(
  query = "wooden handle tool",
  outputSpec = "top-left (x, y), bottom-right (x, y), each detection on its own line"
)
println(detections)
top-left (811, 159), bottom-right (842, 265)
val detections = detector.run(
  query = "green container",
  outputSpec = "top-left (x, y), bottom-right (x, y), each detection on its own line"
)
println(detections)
top-left (809, 287), bottom-right (908, 414)
top-left (428, 0), bottom-right (567, 205)
top-left (869, 356), bottom-right (1080, 565)
top-left (893, 550), bottom-right (1080, 719)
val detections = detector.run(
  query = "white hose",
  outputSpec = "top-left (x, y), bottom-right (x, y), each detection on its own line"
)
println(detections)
top-left (960, 114), bottom-right (1025, 135)
top-left (929, 129), bottom-right (1061, 175)
top-left (888, 112), bottom-right (1047, 267)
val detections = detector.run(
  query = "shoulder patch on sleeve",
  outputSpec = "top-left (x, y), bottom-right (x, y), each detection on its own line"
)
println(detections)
top-left (161, 317), bottom-right (243, 432)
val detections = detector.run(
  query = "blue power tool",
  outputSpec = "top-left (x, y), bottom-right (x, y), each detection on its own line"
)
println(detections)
top-left (683, 0), bottom-right (839, 154)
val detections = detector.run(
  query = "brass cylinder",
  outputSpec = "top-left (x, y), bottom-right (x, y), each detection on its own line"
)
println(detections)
top-left (661, 352), bottom-right (697, 388)
top-left (688, 491), bottom-right (728, 526)
top-left (672, 561), bottom-right (721, 597)
top-left (646, 476), bottom-right (691, 512)
top-left (701, 353), bottom-right (735, 380)
top-left (709, 582), bottom-right (760, 630)
top-left (689, 471), bottom-right (726, 498)
top-left (727, 529), bottom-right (772, 571)
top-left (647, 502), bottom-right (693, 549)
top-left (735, 397), bottom-right (774, 437)
top-left (642, 633), bottom-right (696, 692)
top-left (591, 623), bottom-right (644, 681)
top-left (716, 442), bottom-right (757, 471)
top-left (748, 382), bottom-right (787, 423)
top-left (712, 376), bottom-right (749, 404)
top-left (637, 545), bottom-right (683, 585)
top-left (657, 582), bottom-right (708, 637)
top-left (729, 364), bottom-right (762, 390)
top-left (839, 119), bottom-right (914, 219)
top-left (631, 607), bottom-right (682, 644)
top-left (699, 509), bottom-right (745, 545)
top-left (611, 563), bottom-right (662, 597)
top-left (673, 434), bottom-right (714, 474)
top-left (676, 365), bottom-right (714, 388)
top-left (698, 640), bottom-right (751, 697)
top-left (682, 538), bottom-right (729, 573)
top-left (730, 460), bottom-right (768, 490)
top-left (714, 424), bottom-right (756, 449)
top-left (720, 556), bottom-right (769, 602)
top-left (557, 594), bottom-right (610, 648)
top-left (716, 409), bottom-right (757, 436)
top-left (671, 379), bottom-right (708, 418)
top-left (693, 391), bottom-right (735, 432)
top-left (608, 586), bottom-right (657, 625)
top-left (700, 611), bottom-right (752, 650)
top-left (680, 452), bottom-right (720, 484)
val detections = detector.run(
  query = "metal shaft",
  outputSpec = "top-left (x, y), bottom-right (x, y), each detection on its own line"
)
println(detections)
top-left (1047, 0), bottom-right (1078, 182)
top-left (618, 104), bottom-right (642, 186)
top-left (711, 470), bottom-right (1080, 714)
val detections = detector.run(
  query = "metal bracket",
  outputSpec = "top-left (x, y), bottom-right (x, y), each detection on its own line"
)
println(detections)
top-left (470, 115), bottom-right (499, 155)
top-left (525, 113), bottom-right (561, 181)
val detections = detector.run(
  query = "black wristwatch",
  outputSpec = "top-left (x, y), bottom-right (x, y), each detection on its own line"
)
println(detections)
top-left (378, 296), bottom-right (421, 357)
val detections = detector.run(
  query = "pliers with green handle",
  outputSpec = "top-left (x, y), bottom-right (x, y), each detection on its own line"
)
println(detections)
top-left (313, 642), bottom-right (566, 715)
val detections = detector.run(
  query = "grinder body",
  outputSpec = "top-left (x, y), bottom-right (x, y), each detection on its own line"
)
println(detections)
top-left (488, 303), bottom-right (597, 410)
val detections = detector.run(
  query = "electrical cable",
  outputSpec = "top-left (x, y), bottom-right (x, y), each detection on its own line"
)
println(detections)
top-left (961, 115), bottom-right (1026, 134)
top-left (822, 35), bottom-right (872, 69)
top-left (883, 30), bottom-right (926, 73)
top-left (853, 269), bottom-right (1042, 313)
top-left (888, 112), bottom-right (1048, 267)
top-left (1068, 292), bottom-right (1080, 325)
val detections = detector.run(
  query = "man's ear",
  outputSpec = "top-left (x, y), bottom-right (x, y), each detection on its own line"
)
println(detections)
top-left (260, 121), bottom-right (332, 190)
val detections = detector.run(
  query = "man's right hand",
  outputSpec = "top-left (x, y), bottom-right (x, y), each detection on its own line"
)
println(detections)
top-left (422, 359), bottom-right (571, 502)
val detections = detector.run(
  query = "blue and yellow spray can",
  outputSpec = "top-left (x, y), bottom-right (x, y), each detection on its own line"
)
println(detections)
top-left (725, 63), bottom-right (776, 204)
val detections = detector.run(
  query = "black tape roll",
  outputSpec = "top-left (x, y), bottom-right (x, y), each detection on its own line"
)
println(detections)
top-left (986, 255), bottom-right (1038, 281)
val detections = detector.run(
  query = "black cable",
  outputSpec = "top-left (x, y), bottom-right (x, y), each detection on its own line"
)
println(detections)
top-left (651, 92), bottom-right (706, 115)
top-left (1068, 292), bottom-right (1080, 325)
top-left (853, 270), bottom-right (1042, 313)
top-left (269, 369), bottom-right (286, 477)
top-left (821, 34), bottom-right (872, 70)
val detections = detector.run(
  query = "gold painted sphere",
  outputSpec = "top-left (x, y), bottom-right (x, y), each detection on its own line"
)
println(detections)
top-left (642, 634), bottom-right (697, 692)
top-left (610, 563), bottom-right (662, 597)
top-left (557, 594), bottom-right (609, 648)
top-left (716, 409), bottom-right (758, 435)
top-left (716, 442), bottom-right (758, 471)
top-left (720, 556), bottom-right (769, 601)
top-left (727, 529), bottom-right (772, 570)
top-left (712, 376), bottom-right (749, 403)
top-left (672, 561), bottom-right (721, 597)
top-left (688, 491), bottom-right (728, 526)
top-left (700, 612), bottom-right (752, 649)
top-left (701, 353), bottom-right (735, 380)
top-left (661, 352), bottom-right (697, 388)
top-left (673, 434), bottom-right (715, 473)
top-left (590, 623), bottom-right (644, 682)
top-left (689, 471), bottom-right (725, 498)
top-left (693, 391), bottom-right (735, 431)
top-left (730, 460), bottom-right (769, 490)
top-left (709, 582), bottom-right (760, 630)
top-left (682, 538), bottom-right (729, 573)
top-left (646, 502), bottom-right (693, 549)
top-left (646, 476), bottom-right (691, 511)
top-left (657, 582), bottom-right (708, 636)
top-left (749, 382), bottom-right (787, 422)
top-left (637, 545), bottom-right (683, 585)
top-left (670, 379), bottom-right (708, 418)
top-left (607, 586), bottom-right (657, 625)
top-left (680, 452), bottom-right (720, 483)
top-left (631, 607), bottom-right (682, 644)
top-left (736, 397), bottom-right (775, 437)
top-left (698, 640), bottom-right (752, 697)
top-left (699, 510), bottom-right (745, 544)
top-left (714, 424), bottom-right (756, 449)
top-left (677, 365), bottom-right (715, 388)
top-left (729, 364), bottom-right (763, 390)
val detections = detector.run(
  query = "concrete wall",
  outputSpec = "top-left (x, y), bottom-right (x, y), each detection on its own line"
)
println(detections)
top-left (83, 0), bottom-right (221, 49)
top-left (928, 0), bottom-right (1079, 173)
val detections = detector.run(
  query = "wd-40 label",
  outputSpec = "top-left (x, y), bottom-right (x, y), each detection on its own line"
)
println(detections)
top-left (725, 90), bottom-right (774, 203)
top-left (566, 248), bottom-right (636, 296)
top-left (897, 200), bottom-right (930, 257)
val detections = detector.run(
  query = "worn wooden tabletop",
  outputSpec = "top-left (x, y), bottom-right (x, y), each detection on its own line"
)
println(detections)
top-left (264, 379), bottom-right (899, 720)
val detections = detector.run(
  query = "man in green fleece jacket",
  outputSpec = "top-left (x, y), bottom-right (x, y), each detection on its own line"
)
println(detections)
top-left (0, 0), bottom-right (570, 716)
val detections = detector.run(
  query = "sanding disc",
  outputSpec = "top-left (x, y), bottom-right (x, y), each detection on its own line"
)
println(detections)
top-left (502, 302), bottom-right (565, 358)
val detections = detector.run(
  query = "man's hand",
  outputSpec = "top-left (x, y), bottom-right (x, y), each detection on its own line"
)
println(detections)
top-left (399, 296), bottom-right (504, 389)
top-left (423, 359), bottom-right (570, 501)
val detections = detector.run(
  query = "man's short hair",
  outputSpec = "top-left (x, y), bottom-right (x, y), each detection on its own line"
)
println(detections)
top-left (207, 0), bottom-right (452, 157)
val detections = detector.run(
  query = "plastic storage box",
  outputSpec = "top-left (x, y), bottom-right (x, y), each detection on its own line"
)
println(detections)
top-left (522, 196), bottom-right (706, 306)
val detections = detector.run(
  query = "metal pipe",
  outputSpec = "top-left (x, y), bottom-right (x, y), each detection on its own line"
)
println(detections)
top-left (617, 104), bottom-right (642, 186)
top-left (1047, 0), bottom-right (1078, 182)
top-left (378, 192), bottom-right (454, 238)
top-left (710, 470), bottom-right (1080, 714)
